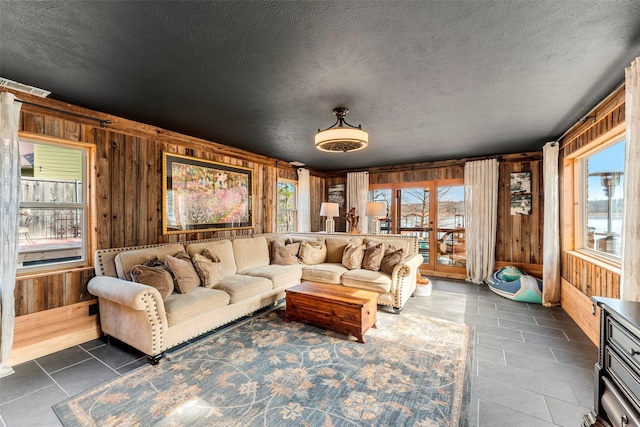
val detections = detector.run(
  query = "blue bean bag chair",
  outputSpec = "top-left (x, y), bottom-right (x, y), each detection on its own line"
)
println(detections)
top-left (487, 266), bottom-right (543, 304)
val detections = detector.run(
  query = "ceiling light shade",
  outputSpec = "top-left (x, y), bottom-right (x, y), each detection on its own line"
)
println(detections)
top-left (315, 107), bottom-right (368, 153)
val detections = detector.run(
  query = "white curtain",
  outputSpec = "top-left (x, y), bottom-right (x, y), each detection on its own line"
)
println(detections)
top-left (297, 168), bottom-right (310, 232)
top-left (542, 142), bottom-right (560, 306)
top-left (0, 92), bottom-right (22, 377)
top-left (346, 171), bottom-right (369, 233)
top-left (622, 57), bottom-right (640, 301)
top-left (464, 159), bottom-right (498, 284)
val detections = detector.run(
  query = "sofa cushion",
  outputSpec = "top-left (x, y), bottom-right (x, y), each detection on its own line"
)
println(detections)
top-left (325, 236), bottom-right (363, 263)
top-left (342, 242), bottom-right (366, 270)
top-left (114, 243), bottom-right (185, 281)
top-left (266, 234), bottom-right (292, 257)
top-left (240, 264), bottom-right (303, 289)
top-left (362, 241), bottom-right (384, 271)
top-left (164, 287), bottom-right (231, 327)
top-left (341, 269), bottom-right (392, 293)
top-left (233, 237), bottom-right (271, 272)
top-left (185, 240), bottom-right (237, 276)
top-left (191, 253), bottom-right (224, 288)
top-left (301, 263), bottom-right (348, 284)
top-left (271, 241), bottom-right (300, 265)
top-left (216, 274), bottom-right (273, 304)
top-left (380, 246), bottom-right (405, 275)
top-left (201, 248), bottom-right (220, 262)
top-left (364, 237), bottom-right (411, 256)
top-left (130, 265), bottom-right (174, 300)
top-left (164, 253), bottom-right (201, 293)
top-left (298, 240), bottom-right (327, 265)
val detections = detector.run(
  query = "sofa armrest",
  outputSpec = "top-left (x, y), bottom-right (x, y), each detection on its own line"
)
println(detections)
top-left (87, 276), bottom-right (168, 356)
top-left (389, 253), bottom-right (423, 309)
top-left (88, 276), bottom-right (165, 312)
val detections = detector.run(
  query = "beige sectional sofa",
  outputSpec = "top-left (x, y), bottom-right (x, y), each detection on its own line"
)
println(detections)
top-left (88, 232), bottom-right (421, 363)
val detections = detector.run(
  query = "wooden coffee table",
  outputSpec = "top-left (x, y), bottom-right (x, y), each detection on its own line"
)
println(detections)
top-left (285, 281), bottom-right (378, 343)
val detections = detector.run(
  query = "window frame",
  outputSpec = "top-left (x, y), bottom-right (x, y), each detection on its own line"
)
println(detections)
top-left (17, 132), bottom-right (96, 275)
top-left (276, 179), bottom-right (298, 232)
top-left (568, 127), bottom-right (625, 266)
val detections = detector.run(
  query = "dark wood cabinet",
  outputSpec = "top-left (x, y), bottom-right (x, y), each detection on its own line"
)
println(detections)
top-left (585, 297), bottom-right (640, 427)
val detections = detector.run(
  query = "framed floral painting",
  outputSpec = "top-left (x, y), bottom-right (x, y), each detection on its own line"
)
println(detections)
top-left (162, 153), bottom-right (253, 234)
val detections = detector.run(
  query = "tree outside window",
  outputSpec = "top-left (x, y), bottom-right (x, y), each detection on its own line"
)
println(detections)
top-left (277, 181), bottom-right (297, 232)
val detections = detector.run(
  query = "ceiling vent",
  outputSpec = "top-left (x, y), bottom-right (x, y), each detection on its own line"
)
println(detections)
top-left (0, 77), bottom-right (50, 98)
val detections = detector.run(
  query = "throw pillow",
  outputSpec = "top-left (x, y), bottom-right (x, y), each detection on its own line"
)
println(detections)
top-left (298, 240), bottom-right (327, 265)
top-left (142, 256), bottom-right (165, 268)
top-left (165, 252), bottom-right (201, 293)
top-left (380, 246), bottom-right (404, 275)
top-left (201, 248), bottom-right (221, 263)
top-left (271, 241), bottom-right (300, 265)
top-left (362, 241), bottom-right (384, 271)
top-left (130, 265), bottom-right (174, 300)
top-left (342, 242), bottom-right (366, 270)
top-left (191, 253), bottom-right (224, 288)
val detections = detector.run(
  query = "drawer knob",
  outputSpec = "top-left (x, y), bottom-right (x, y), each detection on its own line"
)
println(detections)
top-left (630, 348), bottom-right (640, 356)
top-left (621, 413), bottom-right (628, 426)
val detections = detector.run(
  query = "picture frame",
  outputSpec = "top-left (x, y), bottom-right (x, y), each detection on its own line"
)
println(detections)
top-left (162, 153), bottom-right (253, 234)
top-left (510, 172), bottom-right (531, 194)
top-left (510, 193), bottom-right (532, 215)
top-left (328, 184), bottom-right (345, 208)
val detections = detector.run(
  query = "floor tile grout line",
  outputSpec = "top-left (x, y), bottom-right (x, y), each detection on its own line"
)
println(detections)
top-left (83, 344), bottom-right (132, 375)
top-left (0, 382), bottom-right (66, 407)
top-left (34, 359), bottom-right (71, 399)
top-left (476, 397), bottom-right (558, 425)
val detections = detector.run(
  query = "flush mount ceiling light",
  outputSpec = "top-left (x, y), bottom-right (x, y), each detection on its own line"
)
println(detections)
top-left (315, 107), bottom-right (368, 153)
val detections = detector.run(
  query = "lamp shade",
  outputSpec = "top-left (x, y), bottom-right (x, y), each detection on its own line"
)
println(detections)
top-left (365, 201), bottom-right (386, 217)
top-left (320, 202), bottom-right (339, 217)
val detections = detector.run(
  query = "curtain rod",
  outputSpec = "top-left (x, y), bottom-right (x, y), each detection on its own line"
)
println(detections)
top-left (15, 99), bottom-right (111, 128)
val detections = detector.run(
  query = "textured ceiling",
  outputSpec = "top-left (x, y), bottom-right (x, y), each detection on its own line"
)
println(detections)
top-left (2, 1), bottom-right (640, 171)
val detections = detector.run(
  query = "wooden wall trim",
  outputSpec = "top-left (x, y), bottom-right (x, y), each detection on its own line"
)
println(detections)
top-left (559, 84), bottom-right (625, 156)
top-left (323, 151), bottom-right (543, 178)
top-left (561, 278), bottom-right (599, 346)
top-left (8, 300), bottom-right (101, 366)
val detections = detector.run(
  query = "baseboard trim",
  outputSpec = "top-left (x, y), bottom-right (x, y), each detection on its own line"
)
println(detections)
top-left (7, 300), bottom-right (101, 366)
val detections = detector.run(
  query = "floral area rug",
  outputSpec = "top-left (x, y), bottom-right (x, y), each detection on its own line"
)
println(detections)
top-left (54, 306), bottom-right (472, 426)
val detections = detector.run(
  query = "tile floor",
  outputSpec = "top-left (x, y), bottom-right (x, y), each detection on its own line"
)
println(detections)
top-left (0, 278), bottom-right (598, 426)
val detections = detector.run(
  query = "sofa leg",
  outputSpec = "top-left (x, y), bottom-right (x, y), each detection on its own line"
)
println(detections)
top-left (147, 353), bottom-right (164, 365)
top-left (392, 307), bottom-right (403, 315)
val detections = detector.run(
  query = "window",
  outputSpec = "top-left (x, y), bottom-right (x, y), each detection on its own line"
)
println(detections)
top-left (277, 180), bottom-right (297, 232)
top-left (18, 137), bottom-right (90, 271)
top-left (578, 138), bottom-right (625, 259)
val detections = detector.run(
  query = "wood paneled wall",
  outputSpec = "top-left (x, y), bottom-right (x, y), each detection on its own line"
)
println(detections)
top-left (496, 156), bottom-right (543, 266)
top-left (11, 90), bottom-right (301, 317)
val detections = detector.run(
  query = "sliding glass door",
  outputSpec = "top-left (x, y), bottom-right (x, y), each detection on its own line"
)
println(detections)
top-left (370, 179), bottom-right (466, 277)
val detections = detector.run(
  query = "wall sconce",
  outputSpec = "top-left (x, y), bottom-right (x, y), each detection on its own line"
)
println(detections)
top-left (320, 202), bottom-right (339, 233)
top-left (366, 201), bottom-right (387, 235)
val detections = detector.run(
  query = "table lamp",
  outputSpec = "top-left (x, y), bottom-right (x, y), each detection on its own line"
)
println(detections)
top-left (366, 201), bottom-right (387, 235)
top-left (320, 202), bottom-right (339, 233)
